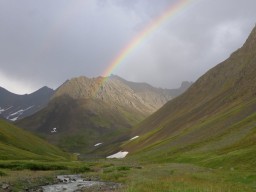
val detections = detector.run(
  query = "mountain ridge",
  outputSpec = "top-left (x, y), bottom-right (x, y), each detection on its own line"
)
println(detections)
top-left (0, 86), bottom-right (54, 121)
top-left (17, 75), bottom-right (191, 157)
top-left (52, 75), bottom-right (192, 115)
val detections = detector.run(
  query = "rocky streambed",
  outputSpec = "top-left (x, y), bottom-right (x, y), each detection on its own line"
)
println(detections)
top-left (32, 175), bottom-right (121, 192)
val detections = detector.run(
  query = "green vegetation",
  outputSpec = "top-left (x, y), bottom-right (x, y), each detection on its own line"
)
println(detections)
top-left (0, 160), bottom-right (96, 191)
top-left (1, 159), bottom-right (256, 191)
top-left (16, 96), bottom-right (144, 157)
top-left (0, 120), bottom-right (71, 161)
top-left (1, 23), bottom-right (256, 192)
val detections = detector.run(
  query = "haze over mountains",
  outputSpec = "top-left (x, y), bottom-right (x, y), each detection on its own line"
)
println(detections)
top-left (122, 25), bottom-right (256, 166)
top-left (15, 75), bottom-right (191, 157)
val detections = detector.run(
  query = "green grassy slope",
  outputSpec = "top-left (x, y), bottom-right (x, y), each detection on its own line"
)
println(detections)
top-left (0, 119), bottom-right (70, 160)
top-left (123, 26), bottom-right (256, 168)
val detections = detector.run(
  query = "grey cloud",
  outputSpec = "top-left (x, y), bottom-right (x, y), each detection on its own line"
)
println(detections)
top-left (0, 0), bottom-right (256, 93)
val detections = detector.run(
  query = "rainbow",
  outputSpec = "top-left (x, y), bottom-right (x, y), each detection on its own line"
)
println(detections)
top-left (94, 0), bottom-right (194, 96)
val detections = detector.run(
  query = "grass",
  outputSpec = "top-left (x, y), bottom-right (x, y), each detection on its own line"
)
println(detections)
top-left (1, 159), bottom-right (256, 191)
top-left (120, 163), bottom-right (256, 192)
top-left (0, 120), bottom-right (71, 161)
top-left (0, 160), bottom-right (95, 191)
top-left (0, 170), bottom-right (7, 176)
top-left (0, 161), bottom-right (68, 171)
top-left (1, 102), bottom-right (255, 191)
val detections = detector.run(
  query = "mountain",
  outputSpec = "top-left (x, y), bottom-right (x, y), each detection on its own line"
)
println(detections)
top-left (109, 75), bottom-right (192, 110)
top-left (0, 86), bottom-right (54, 121)
top-left (123, 25), bottom-right (256, 168)
top-left (0, 119), bottom-right (70, 160)
top-left (53, 76), bottom-right (191, 115)
top-left (17, 76), bottom-right (191, 158)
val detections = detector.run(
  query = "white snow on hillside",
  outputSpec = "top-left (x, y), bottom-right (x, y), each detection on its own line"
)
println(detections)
top-left (94, 143), bottom-right (103, 147)
top-left (130, 136), bottom-right (139, 141)
top-left (107, 151), bottom-right (129, 159)
top-left (0, 106), bottom-right (12, 114)
top-left (7, 106), bottom-right (34, 121)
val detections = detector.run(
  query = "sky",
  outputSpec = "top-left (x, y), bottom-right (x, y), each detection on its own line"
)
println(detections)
top-left (0, 0), bottom-right (255, 94)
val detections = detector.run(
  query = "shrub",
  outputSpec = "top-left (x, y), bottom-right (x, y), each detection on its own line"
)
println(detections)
top-left (70, 166), bottom-right (91, 173)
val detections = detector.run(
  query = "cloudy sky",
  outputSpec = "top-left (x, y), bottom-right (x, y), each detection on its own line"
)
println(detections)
top-left (0, 0), bottom-right (255, 94)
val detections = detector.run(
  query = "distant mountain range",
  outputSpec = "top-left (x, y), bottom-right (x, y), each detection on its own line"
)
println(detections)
top-left (16, 75), bottom-right (191, 158)
top-left (122, 25), bottom-right (256, 168)
top-left (0, 86), bottom-right (54, 121)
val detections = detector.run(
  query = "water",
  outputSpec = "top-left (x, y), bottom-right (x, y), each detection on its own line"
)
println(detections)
top-left (41, 175), bottom-right (120, 192)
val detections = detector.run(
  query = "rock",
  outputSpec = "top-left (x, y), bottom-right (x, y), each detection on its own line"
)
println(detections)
top-left (42, 175), bottom-right (122, 192)
top-left (2, 183), bottom-right (10, 189)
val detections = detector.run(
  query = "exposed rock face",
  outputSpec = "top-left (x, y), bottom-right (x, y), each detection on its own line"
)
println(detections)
top-left (53, 75), bottom-right (192, 115)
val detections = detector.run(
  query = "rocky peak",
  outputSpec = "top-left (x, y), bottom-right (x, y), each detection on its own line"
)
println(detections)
top-left (53, 75), bottom-right (192, 115)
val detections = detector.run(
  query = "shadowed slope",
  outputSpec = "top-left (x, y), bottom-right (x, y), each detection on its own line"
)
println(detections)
top-left (0, 86), bottom-right (54, 121)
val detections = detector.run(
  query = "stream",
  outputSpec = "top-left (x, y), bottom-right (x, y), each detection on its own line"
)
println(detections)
top-left (40, 175), bottom-right (121, 192)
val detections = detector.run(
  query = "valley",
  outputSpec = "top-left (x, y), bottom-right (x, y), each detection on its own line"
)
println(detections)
top-left (15, 76), bottom-right (191, 158)
top-left (0, 4), bottom-right (256, 191)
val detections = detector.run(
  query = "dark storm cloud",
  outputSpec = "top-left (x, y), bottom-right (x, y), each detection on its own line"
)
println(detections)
top-left (0, 0), bottom-right (255, 93)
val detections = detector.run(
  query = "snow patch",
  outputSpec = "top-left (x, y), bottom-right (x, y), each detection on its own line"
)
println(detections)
top-left (107, 151), bottom-right (129, 159)
top-left (9, 117), bottom-right (19, 121)
top-left (0, 108), bottom-right (4, 114)
top-left (0, 106), bottom-right (13, 114)
top-left (7, 106), bottom-right (34, 121)
top-left (51, 128), bottom-right (57, 133)
top-left (94, 143), bottom-right (103, 147)
top-left (9, 109), bottom-right (25, 117)
top-left (130, 136), bottom-right (139, 141)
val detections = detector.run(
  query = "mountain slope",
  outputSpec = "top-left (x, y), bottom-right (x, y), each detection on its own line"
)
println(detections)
top-left (0, 119), bottom-right (70, 160)
top-left (0, 86), bottom-right (54, 121)
top-left (123, 25), bottom-right (256, 168)
top-left (53, 76), bottom-right (191, 115)
top-left (17, 76), bottom-right (190, 158)
top-left (109, 75), bottom-right (192, 110)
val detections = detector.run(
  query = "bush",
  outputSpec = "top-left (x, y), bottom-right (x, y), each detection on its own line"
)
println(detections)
top-left (0, 162), bottom-right (67, 171)
top-left (70, 166), bottom-right (91, 173)
top-left (117, 166), bottom-right (131, 171)
top-left (0, 170), bottom-right (7, 176)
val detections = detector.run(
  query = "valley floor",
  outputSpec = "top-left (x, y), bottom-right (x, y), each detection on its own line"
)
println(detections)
top-left (1, 160), bottom-right (256, 192)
